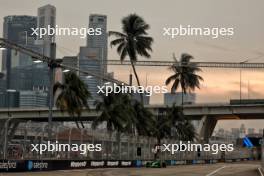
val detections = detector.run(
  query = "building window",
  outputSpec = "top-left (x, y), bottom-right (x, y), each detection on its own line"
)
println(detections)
top-left (98, 18), bottom-right (104, 22)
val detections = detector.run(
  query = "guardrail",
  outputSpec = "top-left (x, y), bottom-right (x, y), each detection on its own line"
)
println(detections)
top-left (0, 157), bottom-right (256, 172)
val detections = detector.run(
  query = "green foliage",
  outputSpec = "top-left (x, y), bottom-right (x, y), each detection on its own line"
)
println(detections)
top-left (165, 53), bottom-right (203, 94)
top-left (92, 93), bottom-right (135, 133)
top-left (53, 71), bottom-right (91, 128)
top-left (109, 14), bottom-right (153, 103)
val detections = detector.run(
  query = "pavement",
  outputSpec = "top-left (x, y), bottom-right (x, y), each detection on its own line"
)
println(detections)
top-left (0, 161), bottom-right (261, 176)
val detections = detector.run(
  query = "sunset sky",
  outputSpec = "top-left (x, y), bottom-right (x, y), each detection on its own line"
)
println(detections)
top-left (0, 0), bottom-right (264, 130)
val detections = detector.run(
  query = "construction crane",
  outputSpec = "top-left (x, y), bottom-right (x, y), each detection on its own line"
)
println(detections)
top-left (0, 38), bottom-right (126, 85)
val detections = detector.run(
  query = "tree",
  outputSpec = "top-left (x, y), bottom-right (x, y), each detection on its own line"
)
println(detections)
top-left (165, 53), bottom-right (203, 106)
top-left (92, 92), bottom-right (135, 159)
top-left (150, 104), bottom-right (196, 159)
top-left (151, 112), bottom-right (171, 160)
top-left (167, 104), bottom-right (196, 141)
top-left (133, 100), bottom-right (154, 137)
top-left (53, 71), bottom-right (91, 128)
top-left (109, 14), bottom-right (153, 103)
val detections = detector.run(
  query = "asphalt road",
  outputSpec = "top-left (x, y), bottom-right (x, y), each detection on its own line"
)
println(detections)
top-left (0, 162), bottom-right (261, 176)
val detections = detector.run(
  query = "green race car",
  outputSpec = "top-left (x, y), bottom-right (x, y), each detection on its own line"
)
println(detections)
top-left (146, 161), bottom-right (166, 168)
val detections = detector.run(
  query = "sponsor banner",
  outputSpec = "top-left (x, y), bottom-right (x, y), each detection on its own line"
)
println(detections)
top-left (175, 160), bottom-right (186, 165)
top-left (0, 161), bottom-right (17, 171)
top-left (192, 160), bottom-right (205, 164)
top-left (90, 161), bottom-right (105, 167)
top-left (106, 161), bottom-right (119, 167)
top-left (27, 161), bottom-right (49, 171)
top-left (120, 161), bottom-right (132, 167)
top-left (70, 161), bottom-right (87, 168)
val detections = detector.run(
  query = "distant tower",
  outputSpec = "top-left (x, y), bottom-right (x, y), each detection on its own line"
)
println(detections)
top-left (87, 14), bottom-right (108, 75)
top-left (2, 15), bottom-right (37, 89)
top-left (37, 4), bottom-right (56, 57)
top-left (79, 14), bottom-right (108, 105)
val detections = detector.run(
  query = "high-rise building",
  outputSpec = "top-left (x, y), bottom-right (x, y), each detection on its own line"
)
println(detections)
top-left (62, 56), bottom-right (78, 68)
top-left (37, 4), bottom-right (56, 57)
top-left (19, 90), bottom-right (48, 107)
top-left (164, 92), bottom-right (196, 106)
top-left (87, 14), bottom-right (107, 75)
top-left (0, 72), bottom-right (6, 91)
top-left (2, 15), bottom-right (37, 88)
top-left (1, 5), bottom-right (54, 108)
top-left (79, 47), bottom-right (101, 104)
top-left (79, 14), bottom-right (108, 105)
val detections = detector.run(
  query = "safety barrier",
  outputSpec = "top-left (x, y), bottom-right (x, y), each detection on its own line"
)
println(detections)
top-left (0, 157), bottom-right (255, 172)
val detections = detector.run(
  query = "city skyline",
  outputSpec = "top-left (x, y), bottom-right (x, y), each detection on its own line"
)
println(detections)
top-left (0, 0), bottom-right (264, 130)
top-left (0, 0), bottom-right (264, 104)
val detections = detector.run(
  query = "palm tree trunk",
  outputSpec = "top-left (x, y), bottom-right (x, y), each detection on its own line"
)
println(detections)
top-left (181, 91), bottom-right (184, 107)
top-left (130, 61), bottom-right (144, 104)
top-left (116, 131), bottom-right (121, 160)
top-left (154, 137), bottom-right (161, 160)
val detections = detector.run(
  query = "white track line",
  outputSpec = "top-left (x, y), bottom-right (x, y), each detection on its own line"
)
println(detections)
top-left (258, 167), bottom-right (264, 176)
top-left (206, 166), bottom-right (226, 176)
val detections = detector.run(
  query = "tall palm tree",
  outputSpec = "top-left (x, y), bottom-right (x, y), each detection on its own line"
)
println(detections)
top-left (92, 92), bottom-right (135, 159)
top-left (133, 101), bottom-right (154, 136)
top-left (53, 71), bottom-right (91, 128)
top-left (109, 14), bottom-right (153, 103)
top-left (165, 53), bottom-right (203, 106)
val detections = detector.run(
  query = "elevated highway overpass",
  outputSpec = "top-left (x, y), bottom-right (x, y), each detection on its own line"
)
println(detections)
top-left (0, 103), bottom-right (264, 121)
top-left (0, 103), bottom-right (264, 141)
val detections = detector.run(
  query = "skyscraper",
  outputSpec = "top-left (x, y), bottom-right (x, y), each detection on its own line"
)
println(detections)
top-left (87, 14), bottom-right (107, 75)
top-left (2, 15), bottom-right (37, 88)
top-left (164, 92), bottom-right (196, 106)
top-left (79, 14), bottom-right (108, 105)
top-left (37, 4), bottom-right (56, 57)
top-left (1, 5), bottom-right (55, 107)
top-left (19, 90), bottom-right (48, 107)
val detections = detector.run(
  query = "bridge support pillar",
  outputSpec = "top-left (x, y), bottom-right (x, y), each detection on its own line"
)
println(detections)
top-left (197, 115), bottom-right (217, 143)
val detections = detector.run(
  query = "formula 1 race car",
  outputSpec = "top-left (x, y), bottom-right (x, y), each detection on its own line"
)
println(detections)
top-left (146, 160), bottom-right (166, 168)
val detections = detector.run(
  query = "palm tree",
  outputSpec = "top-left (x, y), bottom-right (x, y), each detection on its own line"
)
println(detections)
top-left (151, 113), bottom-right (172, 160)
top-left (92, 92), bottom-right (135, 159)
top-left (150, 104), bottom-right (196, 159)
top-left (53, 71), bottom-right (91, 128)
top-left (133, 101), bottom-right (154, 136)
top-left (165, 53), bottom-right (203, 106)
top-left (109, 14), bottom-right (153, 103)
top-left (167, 104), bottom-right (196, 141)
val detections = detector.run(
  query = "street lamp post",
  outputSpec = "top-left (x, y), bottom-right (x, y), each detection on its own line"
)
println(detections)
top-left (48, 42), bottom-right (56, 146)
